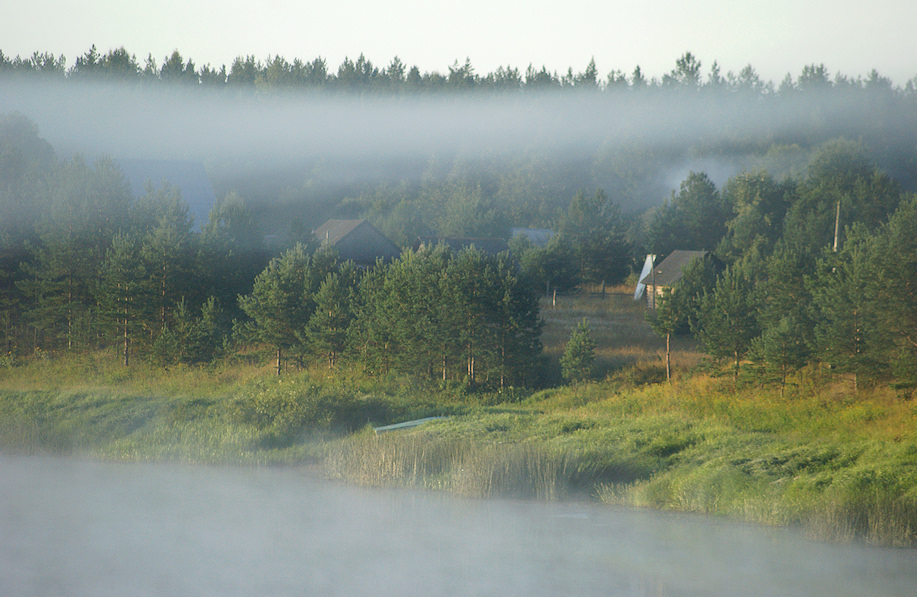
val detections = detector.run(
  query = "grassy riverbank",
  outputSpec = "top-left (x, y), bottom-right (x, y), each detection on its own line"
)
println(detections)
top-left (1, 290), bottom-right (915, 547)
top-left (1, 356), bottom-right (915, 546)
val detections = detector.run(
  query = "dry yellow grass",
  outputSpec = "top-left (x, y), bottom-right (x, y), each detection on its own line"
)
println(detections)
top-left (540, 288), bottom-right (704, 378)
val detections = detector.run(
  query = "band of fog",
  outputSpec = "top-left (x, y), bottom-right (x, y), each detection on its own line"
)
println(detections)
top-left (0, 77), bottom-right (872, 192)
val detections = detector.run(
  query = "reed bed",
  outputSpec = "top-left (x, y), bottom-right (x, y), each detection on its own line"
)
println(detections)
top-left (325, 431), bottom-right (588, 500)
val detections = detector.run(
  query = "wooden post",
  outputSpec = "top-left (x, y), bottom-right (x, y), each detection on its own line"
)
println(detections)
top-left (665, 332), bottom-right (671, 382)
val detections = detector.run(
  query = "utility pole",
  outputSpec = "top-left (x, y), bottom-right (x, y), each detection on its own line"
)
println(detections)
top-left (833, 200), bottom-right (841, 252)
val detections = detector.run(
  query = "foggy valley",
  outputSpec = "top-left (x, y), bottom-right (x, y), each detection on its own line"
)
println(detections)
top-left (2, 48), bottom-right (917, 595)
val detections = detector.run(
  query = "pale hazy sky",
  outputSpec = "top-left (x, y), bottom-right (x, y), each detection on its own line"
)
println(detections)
top-left (2, 0), bottom-right (915, 85)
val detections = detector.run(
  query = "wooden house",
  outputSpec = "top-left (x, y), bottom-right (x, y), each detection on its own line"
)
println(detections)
top-left (638, 250), bottom-right (709, 308)
top-left (313, 219), bottom-right (401, 267)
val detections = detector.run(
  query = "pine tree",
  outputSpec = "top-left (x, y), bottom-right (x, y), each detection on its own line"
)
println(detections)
top-left (868, 196), bottom-right (917, 392)
top-left (20, 156), bottom-right (132, 350)
top-left (561, 319), bottom-right (596, 384)
top-left (97, 232), bottom-right (149, 366)
top-left (694, 261), bottom-right (760, 378)
top-left (750, 315), bottom-right (810, 392)
top-left (239, 244), bottom-right (322, 374)
top-left (811, 226), bottom-right (881, 392)
top-left (305, 267), bottom-right (357, 369)
top-left (136, 184), bottom-right (197, 334)
top-left (647, 288), bottom-right (683, 382)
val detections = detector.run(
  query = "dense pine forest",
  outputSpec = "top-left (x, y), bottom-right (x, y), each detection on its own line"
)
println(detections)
top-left (2, 47), bottom-right (917, 394)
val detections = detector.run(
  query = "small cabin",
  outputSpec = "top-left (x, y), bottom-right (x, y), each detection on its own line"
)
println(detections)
top-left (637, 250), bottom-right (709, 309)
top-left (313, 219), bottom-right (402, 267)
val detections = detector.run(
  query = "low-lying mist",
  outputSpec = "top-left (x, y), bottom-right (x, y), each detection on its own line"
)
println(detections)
top-left (4, 76), bottom-right (913, 214)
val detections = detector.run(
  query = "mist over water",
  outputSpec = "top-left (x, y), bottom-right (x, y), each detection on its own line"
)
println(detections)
top-left (1, 456), bottom-right (914, 597)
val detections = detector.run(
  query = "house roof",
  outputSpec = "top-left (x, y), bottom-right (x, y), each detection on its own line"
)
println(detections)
top-left (639, 250), bottom-right (709, 287)
top-left (117, 159), bottom-right (215, 231)
top-left (313, 219), bottom-right (401, 265)
top-left (314, 219), bottom-right (365, 245)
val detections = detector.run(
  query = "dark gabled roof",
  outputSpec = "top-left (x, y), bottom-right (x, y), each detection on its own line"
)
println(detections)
top-left (314, 219), bottom-right (365, 245)
top-left (313, 219), bottom-right (401, 265)
top-left (639, 250), bottom-right (709, 287)
top-left (417, 236), bottom-right (509, 256)
top-left (117, 159), bottom-right (215, 231)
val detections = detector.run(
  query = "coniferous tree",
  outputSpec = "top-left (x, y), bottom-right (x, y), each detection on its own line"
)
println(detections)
top-left (492, 252), bottom-right (543, 387)
top-left (97, 231), bottom-right (149, 366)
top-left (646, 172), bottom-right (728, 255)
top-left (136, 184), bottom-right (197, 334)
top-left (305, 266), bottom-right (358, 369)
top-left (561, 189), bottom-right (630, 285)
top-left (561, 319), bottom-right (596, 384)
top-left (200, 191), bottom-right (265, 317)
top-left (811, 226), bottom-right (882, 392)
top-left (647, 287), bottom-right (684, 382)
top-left (20, 156), bottom-right (131, 350)
top-left (239, 244), bottom-right (321, 374)
top-left (694, 260), bottom-right (760, 378)
top-left (868, 196), bottom-right (917, 392)
top-left (750, 314), bottom-right (810, 392)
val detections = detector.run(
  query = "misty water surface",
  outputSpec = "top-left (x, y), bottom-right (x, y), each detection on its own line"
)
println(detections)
top-left (1, 456), bottom-right (914, 596)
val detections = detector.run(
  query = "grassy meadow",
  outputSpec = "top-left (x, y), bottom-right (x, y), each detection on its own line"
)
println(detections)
top-left (1, 288), bottom-right (915, 547)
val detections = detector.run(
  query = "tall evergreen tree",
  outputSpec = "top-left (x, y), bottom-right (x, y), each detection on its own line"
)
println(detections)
top-left (305, 266), bottom-right (358, 369)
top-left (646, 172), bottom-right (728, 256)
top-left (19, 156), bottom-right (131, 349)
top-left (868, 196), bottom-right (917, 391)
top-left (136, 184), bottom-right (197, 334)
top-left (561, 319), bottom-right (596, 384)
top-left (97, 232), bottom-right (149, 366)
top-left (239, 245), bottom-right (337, 374)
top-left (694, 260), bottom-right (760, 377)
top-left (561, 189), bottom-right (630, 285)
top-left (810, 226), bottom-right (879, 392)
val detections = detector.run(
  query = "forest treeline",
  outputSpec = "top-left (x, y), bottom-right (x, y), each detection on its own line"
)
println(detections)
top-left (2, 46), bottom-right (915, 96)
top-left (1, 103), bottom-right (916, 392)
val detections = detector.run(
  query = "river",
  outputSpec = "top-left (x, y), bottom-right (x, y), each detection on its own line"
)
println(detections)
top-left (1, 455), bottom-right (914, 596)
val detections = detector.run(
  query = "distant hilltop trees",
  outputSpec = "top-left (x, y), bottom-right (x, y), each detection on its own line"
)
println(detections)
top-left (1, 46), bottom-right (914, 96)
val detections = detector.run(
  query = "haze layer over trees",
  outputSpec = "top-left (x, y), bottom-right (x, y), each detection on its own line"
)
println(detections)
top-left (2, 47), bottom-right (917, 392)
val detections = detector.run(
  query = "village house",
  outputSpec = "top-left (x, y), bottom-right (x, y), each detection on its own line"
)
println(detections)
top-left (313, 219), bottom-right (402, 267)
top-left (637, 250), bottom-right (710, 308)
